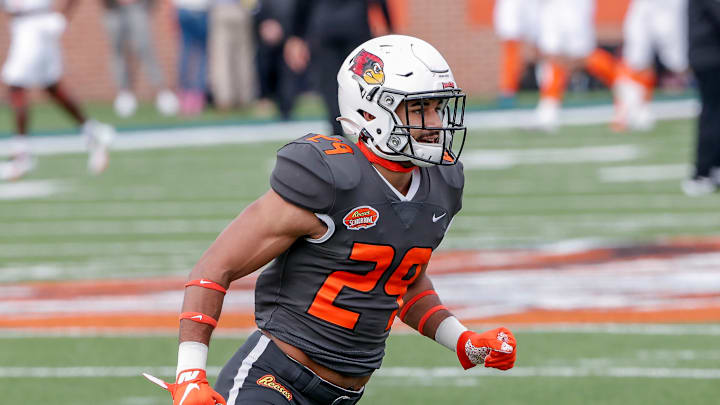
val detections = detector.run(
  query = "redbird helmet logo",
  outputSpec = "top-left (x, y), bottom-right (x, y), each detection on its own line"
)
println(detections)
top-left (349, 49), bottom-right (385, 85)
top-left (343, 206), bottom-right (380, 230)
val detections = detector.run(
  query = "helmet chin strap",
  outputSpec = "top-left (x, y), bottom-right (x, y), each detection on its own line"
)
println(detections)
top-left (357, 141), bottom-right (415, 173)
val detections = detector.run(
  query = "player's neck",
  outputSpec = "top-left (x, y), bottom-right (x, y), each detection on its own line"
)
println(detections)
top-left (372, 163), bottom-right (413, 196)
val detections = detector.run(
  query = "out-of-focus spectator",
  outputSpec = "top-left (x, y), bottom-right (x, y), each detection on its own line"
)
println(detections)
top-left (103, 0), bottom-right (179, 117)
top-left (284, 0), bottom-right (392, 136)
top-left (493, 0), bottom-right (540, 108)
top-left (534, 0), bottom-right (619, 131)
top-left (173, 0), bottom-right (211, 115)
top-left (210, 0), bottom-right (256, 111)
top-left (612, 0), bottom-right (689, 132)
top-left (682, 0), bottom-right (720, 196)
top-left (253, 0), bottom-right (304, 120)
top-left (0, 0), bottom-right (115, 181)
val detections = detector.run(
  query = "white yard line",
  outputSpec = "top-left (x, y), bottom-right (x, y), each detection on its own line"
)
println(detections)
top-left (0, 180), bottom-right (69, 200)
top-left (464, 99), bottom-right (699, 130)
top-left (463, 145), bottom-right (642, 170)
top-left (1, 365), bottom-right (718, 379)
top-left (0, 99), bottom-right (699, 158)
top-left (598, 164), bottom-right (691, 183)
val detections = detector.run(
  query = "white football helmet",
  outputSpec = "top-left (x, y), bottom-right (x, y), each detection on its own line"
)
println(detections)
top-left (337, 35), bottom-right (467, 167)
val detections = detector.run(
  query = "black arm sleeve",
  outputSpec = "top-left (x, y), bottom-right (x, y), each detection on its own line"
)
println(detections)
top-left (270, 143), bottom-right (336, 213)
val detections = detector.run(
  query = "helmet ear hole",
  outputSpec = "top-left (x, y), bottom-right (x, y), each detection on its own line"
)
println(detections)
top-left (360, 110), bottom-right (376, 121)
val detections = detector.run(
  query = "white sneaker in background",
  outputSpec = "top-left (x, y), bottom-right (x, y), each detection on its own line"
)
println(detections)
top-left (0, 153), bottom-right (36, 181)
top-left (114, 90), bottom-right (138, 118)
top-left (612, 78), bottom-right (655, 132)
top-left (630, 102), bottom-right (656, 132)
top-left (83, 120), bottom-right (116, 175)
top-left (535, 98), bottom-right (560, 133)
top-left (156, 89), bottom-right (179, 116)
top-left (681, 176), bottom-right (717, 197)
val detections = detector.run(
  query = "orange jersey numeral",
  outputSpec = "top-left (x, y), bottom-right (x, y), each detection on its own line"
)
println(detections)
top-left (306, 134), bottom-right (354, 155)
top-left (307, 243), bottom-right (431, 330)
top-left (383, 247), bottom-right (432, 330)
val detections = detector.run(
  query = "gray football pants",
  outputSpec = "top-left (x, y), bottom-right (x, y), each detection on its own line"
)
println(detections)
top-left (104, 3), bottom-right (165, 90)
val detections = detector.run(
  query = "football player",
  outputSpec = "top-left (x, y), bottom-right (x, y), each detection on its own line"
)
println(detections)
top-left (612, 0), bottom-right (689, 131)
top-left (0, 0), bottom-right (115, 181)
top-left (493, 0), bottom-right (541, 107)
top-left (535, 0), bottom-right (619, 131)
top-left (144, 35), bottom-right (516, 405)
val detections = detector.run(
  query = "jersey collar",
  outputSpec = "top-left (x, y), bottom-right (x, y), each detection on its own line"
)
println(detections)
top-left (372, 165), bottom-right (421, 201)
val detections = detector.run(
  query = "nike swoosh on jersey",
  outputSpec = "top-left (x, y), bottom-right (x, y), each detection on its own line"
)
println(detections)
top-left (178, 383), bottom-right (200, 405)
top-left (432, 213), bottom-right (447, 222)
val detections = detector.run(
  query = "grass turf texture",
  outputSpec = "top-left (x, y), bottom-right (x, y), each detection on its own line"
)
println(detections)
top-left (2, 330), bottom-right (719, 404)
top-left (1, 118), bottom-right (716, 281)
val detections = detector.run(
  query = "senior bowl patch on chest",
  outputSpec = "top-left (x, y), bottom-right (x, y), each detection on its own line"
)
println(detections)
top-left (256, 374), bottom-right (293, 401)
top-left (343, 206), bottom-right (379, 230)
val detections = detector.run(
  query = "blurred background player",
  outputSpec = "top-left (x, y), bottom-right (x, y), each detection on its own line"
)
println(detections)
top-left (103, 0), bottom-right (179, 118)
top-left (612, 0), bottom-right (689, 132)
top-left (0, 0), bottom-right (115, 181)
top-left (283, 0), bottom-right (393, 136)
top-left (173, 0), bottom-right (211, 115)
top-left (253, 0), bottom-right (305, 120)
top-left (493, 0), bottom-right (540, 108)
top-left (209, 0), bottom-right (257, 111)
top-left (682, 0), bottom-right (720, 196)
top-left (535, 0), bottom-right (619, 131)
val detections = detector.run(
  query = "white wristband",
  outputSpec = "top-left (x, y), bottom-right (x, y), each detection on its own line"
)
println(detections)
top-left (434, 316), bottom-right (468, 352)
top-left (176, 341), bottom-right (209, 378)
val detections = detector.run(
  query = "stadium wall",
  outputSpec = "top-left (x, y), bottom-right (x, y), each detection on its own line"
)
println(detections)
top-left (0, 0), bottom-right (629, 102)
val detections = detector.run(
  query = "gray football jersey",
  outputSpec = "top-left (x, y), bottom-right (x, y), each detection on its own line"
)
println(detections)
top-left (255, 134), bottom-right (464, 376)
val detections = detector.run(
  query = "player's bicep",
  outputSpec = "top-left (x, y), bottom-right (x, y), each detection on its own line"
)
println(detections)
top-left (193, 189), bottom-right (324, 283)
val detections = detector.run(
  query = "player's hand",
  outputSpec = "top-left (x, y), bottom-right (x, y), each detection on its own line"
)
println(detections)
top-left (456, 327), bottom-right (516, 370)
top-left (143, 369), bottom-right (226, 405)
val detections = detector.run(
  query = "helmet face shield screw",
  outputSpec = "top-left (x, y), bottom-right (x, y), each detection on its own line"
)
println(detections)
top-left (384, 96), bottom-right (394, 106)
top-left (389, 135), bottom-right (401, 148)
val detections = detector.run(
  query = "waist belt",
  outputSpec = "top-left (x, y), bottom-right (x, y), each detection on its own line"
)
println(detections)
top-left (265, 338), bottom-right (365, 405)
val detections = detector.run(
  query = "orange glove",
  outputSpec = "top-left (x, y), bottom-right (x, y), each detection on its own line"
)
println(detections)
top-left (456, 327), bottom-right (516, 370)
top-left (143, 369), bottom-right (226, 405)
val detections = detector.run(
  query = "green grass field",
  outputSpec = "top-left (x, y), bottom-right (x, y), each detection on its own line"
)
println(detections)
top-left (1, 116), bottom-right (718, 281)
top-left (2, 329), bottom-right (720, 404)
top-left (1, 108), bottom-right (719, 404)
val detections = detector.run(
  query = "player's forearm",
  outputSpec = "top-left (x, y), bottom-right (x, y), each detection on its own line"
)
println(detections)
top-left (176, 284), bottom-right (226, 377)
top-left (399, 274), bottom-right (466, 348)
top-left (401, 283), bottom-right (450, 338)
top-left (400, 275), bottom-right (516, 371)
top-left (179, 285), bottom-right (226, 345)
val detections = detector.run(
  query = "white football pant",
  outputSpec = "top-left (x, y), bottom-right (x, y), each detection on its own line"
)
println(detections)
top-left (537, 0), bottom-right (596, 59)
top-left (2, 12), bottom-right (66, 87)
top-left (623, 0), bottom-right (688, 72)
top-left (494, 0), bottom-right (541, 42)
